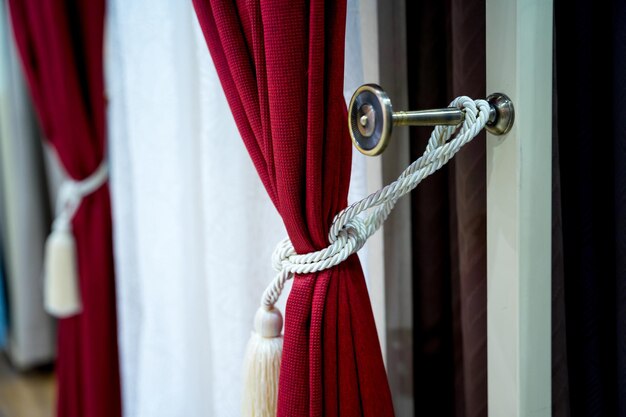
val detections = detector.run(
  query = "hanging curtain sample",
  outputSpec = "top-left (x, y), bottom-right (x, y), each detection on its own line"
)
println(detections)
top-left (552, 0), bottom-right (626, 414)
top-left (0, 0), bottom-right (54, 368)
top-left (106, 3), bottom-right (287, 415)
top-left (7, 1), bottom-right (121, 416)
top-left (105, 0), bottom-right (373, 415)
top-left (404, 0), bottom-right (489, 415)
top-left (192, 0), bottom-right (394, 415)
top-left (0, 255), bottom-right (6, 349)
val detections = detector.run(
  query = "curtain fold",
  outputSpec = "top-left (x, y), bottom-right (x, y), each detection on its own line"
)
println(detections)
top-left (553, 0), bottom-right (626, 414)
top-left (406, 0), bottom-right (486, 416)
top-left (7, 1), bottom-right (121, 417)
top-left (613, 2), bottom-right (626, 413)
top-left (107, 1), bottom-right (372, 415)
top-left (192, 1), bottom-right (393, 415)
top-left (448, 2), bottom-right (488, 415)
top-left (0, 260), bottom-right (5, 349)
top-left (0, 0), bottom-right (54, 368)
top-left (0, 252), bottom-right (5, 348)
top-left (551, 33), bottom-right (571, 417)
top-left (106, 3), bottom-right (289, 416)
top-left (405, 1), bottom-right (455, 414)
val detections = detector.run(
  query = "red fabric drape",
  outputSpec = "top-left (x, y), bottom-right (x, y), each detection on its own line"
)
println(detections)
top-left (192, 1), bottom-right (394, 415)
top-left (8, 2), bottom-right (121, 417)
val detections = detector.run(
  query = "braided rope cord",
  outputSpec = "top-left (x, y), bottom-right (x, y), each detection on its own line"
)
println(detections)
top-left (52, 162), bottom-right (109, 232)
top-left (261, 97), bottom-right (490, 309)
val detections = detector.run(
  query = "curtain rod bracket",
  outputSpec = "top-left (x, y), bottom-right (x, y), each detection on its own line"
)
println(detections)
top-left (348, 84), bottom-right (515, 156)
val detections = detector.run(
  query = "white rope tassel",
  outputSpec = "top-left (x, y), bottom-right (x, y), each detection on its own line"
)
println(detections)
top-left (44, 161), bottom-right (108, 318)
top-left (241, 97), bottom-right (490, 416)
top-left (242, 306), bottom-right (283, 417)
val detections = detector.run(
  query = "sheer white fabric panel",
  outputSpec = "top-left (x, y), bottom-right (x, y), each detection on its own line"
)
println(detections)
top-left (106, 1), bottom-right (370, 416)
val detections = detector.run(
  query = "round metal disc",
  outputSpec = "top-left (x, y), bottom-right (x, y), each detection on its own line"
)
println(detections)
top-left (485, 92), bottom-right (515, 135)
top-left (348, 84), bottom-right (393, 156)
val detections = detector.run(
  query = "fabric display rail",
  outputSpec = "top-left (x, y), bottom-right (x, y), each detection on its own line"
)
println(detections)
top-left (7, 1), bottom-right (122, 416)
top-left (1, 0), bottom-right (517, 416)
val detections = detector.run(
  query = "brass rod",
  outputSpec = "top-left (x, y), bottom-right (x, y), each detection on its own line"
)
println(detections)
top-left (392, 108), bottom-right (464, 126)
top-left (392, 106), bottom-right (499, 127)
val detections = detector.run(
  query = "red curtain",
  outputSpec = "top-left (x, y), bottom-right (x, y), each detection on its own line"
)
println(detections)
top-left (8, 2), bottom-right (121, 417)
top-left (192, 1), bottom-right (394, 415)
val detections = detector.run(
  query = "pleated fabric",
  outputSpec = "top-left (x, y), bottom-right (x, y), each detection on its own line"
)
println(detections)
top-left (406, 1), bottom-right (626, 416)
top-left (192, 1), bottom-right (394, 415)
top-left (614, 2), bottom-right (626, 414)
top-left (0, 0), bottom-right (55, 367)
top-left (7, 1), bottom-right (121, 416)
top-left (106, 0), bottom-right (372, 415)
top-left (449, 2), bottom-right (488, 415)
top-left (405, 0), bottom-right (487, 416)
top-left (0, 251), bottom-right (7, 349)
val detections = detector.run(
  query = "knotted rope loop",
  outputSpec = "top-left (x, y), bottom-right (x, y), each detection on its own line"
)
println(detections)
top-left (52, 161), bottom-right (109, 231)
top-left (262, 97), bottom-right (490, 309)
top-left (43, 160), bottom-right (109, 318)
top-left (263, 217), bottom-right (367, 309)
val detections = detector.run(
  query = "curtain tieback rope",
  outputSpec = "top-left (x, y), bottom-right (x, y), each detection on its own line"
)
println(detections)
top-left (262, 96), bottom-right (489, 309)
top-left (244, 96), bottom-right (489, 417)
top-left (44, 161), bottom-right (109, 318)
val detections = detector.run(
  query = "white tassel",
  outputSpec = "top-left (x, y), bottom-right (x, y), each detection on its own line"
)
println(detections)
top-left (242, 306), bottom-right (283, 417)
top-left (43, 220), bottom-right (81, 318)
top-left (41, 161), bottom-right (108, 318)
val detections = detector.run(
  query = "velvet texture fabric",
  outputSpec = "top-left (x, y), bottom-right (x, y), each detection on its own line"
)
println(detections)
top-left (8, 2), bottom-right (121, 417)
top-left (192, 1), bottom-right (393, 415)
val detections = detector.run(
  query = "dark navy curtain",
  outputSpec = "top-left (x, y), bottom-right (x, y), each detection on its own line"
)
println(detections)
top-left (553, 0), bottom-right (626, 415)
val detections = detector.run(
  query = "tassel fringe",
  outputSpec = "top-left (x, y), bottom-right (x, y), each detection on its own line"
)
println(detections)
top-left (242, 306), bottom-right (283, 417)
top-left (43, 223), bottom-right (81, 318)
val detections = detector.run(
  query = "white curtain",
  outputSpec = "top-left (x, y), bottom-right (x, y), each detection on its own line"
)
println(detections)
top-left (105, 2), bottom-right (370, 416)
top-left (0, 0), bottom-right (55, 369)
